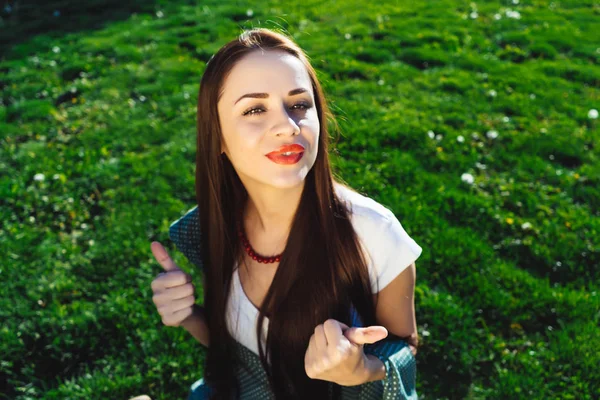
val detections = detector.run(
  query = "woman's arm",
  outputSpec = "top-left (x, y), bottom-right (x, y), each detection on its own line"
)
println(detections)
top-left (181, 304), bottom-right (210, 347)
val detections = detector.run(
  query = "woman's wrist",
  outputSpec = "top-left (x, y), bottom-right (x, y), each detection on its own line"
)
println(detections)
top-left (181, 304), bottom-right (210, 347)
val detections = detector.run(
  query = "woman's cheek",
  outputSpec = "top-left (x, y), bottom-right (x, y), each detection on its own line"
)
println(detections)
top-left (304, 119), bottom-right (320, 141)
top-left (237, 122), bottom-right (265, 143)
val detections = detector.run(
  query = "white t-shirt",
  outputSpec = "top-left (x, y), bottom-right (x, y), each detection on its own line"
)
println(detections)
top-left (226, 183), bottom-right (423, 356)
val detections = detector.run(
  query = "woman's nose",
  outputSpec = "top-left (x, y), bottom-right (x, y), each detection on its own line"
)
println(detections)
top-left (270, 104), bottom-right (300, 136)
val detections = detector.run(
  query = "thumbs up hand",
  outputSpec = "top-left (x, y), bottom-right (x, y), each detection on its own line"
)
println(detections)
top-left (304, 319), bottom-right (388, 386)
top-left (150, 241), bottom-right (196, 327)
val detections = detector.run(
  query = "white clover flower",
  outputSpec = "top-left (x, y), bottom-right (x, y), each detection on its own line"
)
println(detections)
top-left (521, 222), bottom-right (532, 230)
top-left (246, 9), bottom-right (253, 17)
top-left (588, 109), bottom-right (598, 119)
top-left (344, 33), bottom-right (352, 40)
top-left (470, 11), bottom-right (479, 19)
top-left (486, 130), bottom-right (499, 139)
top-left (377, 79), bottom-right (385, 86)
top-left (506, 10), bottom-right (521, 19)
top-left (512, 0), bottom-right (520, 4)
top-left (52, 46), bottom-right (60, 53)
top-left (156, 10), bottom-right (164, 18)
top-left (502, 116), bottom-right (510, 123)
top-left (461, 173), bottom-right (475, 184)
top-left (457, 135), bottom-right (464, 143)
top-left (488, 89), bottom-right (497, 97)
top-left (494, 13), bottom-right (502, 20)
top-left (530, 93), bottom-right (536, 99)
top-left (34, 173), bottom-right (45, 182)
top-left (435, 134), bottom-right (443, 141)
top-left (427, 130), bottom-right (435, 139)
top-left (475, 162), bottom-right (487, 170)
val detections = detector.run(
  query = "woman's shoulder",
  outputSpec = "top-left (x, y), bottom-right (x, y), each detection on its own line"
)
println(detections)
top-left (334, 182), bottom-right (423, 292)
top-left (334, 182), bottom-right (396, 232)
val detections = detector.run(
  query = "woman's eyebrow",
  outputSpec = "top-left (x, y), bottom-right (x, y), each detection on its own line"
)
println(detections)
top-left (234, 88), bottom-right (309, 105)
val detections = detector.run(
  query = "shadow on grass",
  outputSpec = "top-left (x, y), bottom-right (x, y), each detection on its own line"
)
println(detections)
top-left (0, 0), bottom-right (172, 59)
top-left (1, 312), bottom-right (132, 399)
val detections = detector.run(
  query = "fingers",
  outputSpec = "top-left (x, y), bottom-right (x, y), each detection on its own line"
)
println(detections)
top-left (149, 242), bottom-right (197, 328)
top-left (156, 294), bottom-right (196, 314)
top-left (150, 241), bottom-right (191, 290)
top-left (313, 320), bottom-right (389, 348)
top-left (151, 241), bottom-right (180, 272)
top-left (161, 303), bottom-right (195, 327)
top-left (314, 324), bottom-right (327, 353)
top-left (151, 269), bottom-right (192, 291)
top-left (152, 282), bottom-right (195, 304)
top-left (344, 326), bottom-right (388, 345)
top-left (322, 319), bottom-right (344, 348)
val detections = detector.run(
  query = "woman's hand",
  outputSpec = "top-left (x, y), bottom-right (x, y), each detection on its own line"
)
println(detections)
top-left (150, 241), bottom-right (196, 327)
top-left (304, 319), bottom-right (388, 386)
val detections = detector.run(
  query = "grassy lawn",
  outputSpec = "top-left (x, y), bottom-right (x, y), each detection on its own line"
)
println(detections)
top-left (1, 0), bottom-right (598, 398)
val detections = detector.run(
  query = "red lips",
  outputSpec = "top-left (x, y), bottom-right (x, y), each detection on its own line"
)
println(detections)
top-left (266, 143), bottom-right (305, 156)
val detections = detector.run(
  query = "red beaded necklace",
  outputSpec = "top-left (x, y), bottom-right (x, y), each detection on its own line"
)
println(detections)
top-left (236, 218), bottom-right (282, 264)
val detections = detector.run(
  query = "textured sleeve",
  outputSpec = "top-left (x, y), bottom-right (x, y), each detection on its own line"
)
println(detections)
top-left (368, 213), bottom-right (423, 293)
top-left (168, 206), bottom-right (204, 270)
top-left (359, 337), bottom-right (418, 400)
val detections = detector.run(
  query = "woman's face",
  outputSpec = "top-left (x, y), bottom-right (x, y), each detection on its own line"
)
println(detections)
top-left (217, 49), bottom-right (320, 190)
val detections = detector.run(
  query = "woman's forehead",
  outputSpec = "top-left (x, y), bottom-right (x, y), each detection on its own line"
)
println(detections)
top-left (221, 51), bottom-right (313, 103)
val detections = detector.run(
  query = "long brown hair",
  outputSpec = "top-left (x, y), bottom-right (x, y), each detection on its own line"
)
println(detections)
top-left (195, 27), bottom-right (379, 399)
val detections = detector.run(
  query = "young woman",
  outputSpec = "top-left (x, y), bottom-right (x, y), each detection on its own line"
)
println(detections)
top-left (149, 28), bottom-right (423, 400)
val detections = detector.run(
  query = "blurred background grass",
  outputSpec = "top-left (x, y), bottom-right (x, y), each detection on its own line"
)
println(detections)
top-left (1, 0), bottom-right (599, 399)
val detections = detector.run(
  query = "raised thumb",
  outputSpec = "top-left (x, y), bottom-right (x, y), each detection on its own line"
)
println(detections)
top-left (343, 326), bottom-right (388, 345)
top-left (150, 241), bottom-right (180, 272)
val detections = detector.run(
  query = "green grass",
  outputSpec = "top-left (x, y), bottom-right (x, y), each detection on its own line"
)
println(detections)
top-left (1, 0), bottom-right (599, 398)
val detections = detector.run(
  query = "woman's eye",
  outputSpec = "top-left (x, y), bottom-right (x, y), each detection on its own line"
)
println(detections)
top-left (291, 102), bottom-right (311, 111)
top-left (242, 107), bottom-right (265, 116)
top-left (242, 102), bottom-right (312, 117)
